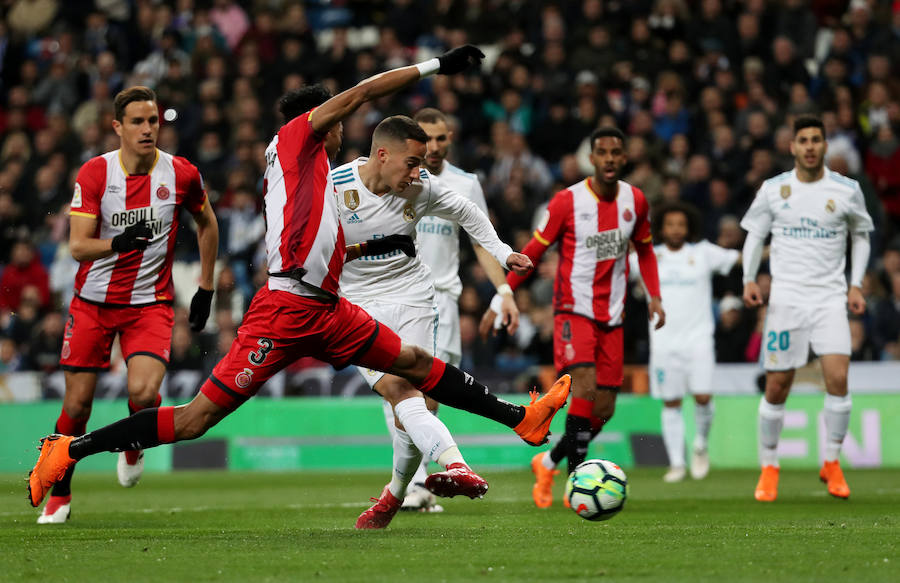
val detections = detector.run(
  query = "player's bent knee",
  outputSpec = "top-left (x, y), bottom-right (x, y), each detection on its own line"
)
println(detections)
top-left (390, 343), bottom-right (433, 381)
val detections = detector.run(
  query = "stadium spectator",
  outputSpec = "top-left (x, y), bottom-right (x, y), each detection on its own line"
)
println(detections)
top-left (0, 241), bottom-right (51, 312)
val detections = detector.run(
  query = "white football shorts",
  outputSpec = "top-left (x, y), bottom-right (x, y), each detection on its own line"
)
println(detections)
top-left (762, 302), bottom-right (850, 371)
top-left (356, 300), bottom-right (438, 388)
top-left (649, 341), bottom-right (715, 401)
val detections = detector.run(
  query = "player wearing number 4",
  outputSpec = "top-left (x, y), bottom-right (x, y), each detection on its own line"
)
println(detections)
top-left (741, 115), bottom-right (873, 501)
top-left (27, 46), bottom-right (571, 526)
top-left (481, 127), bottom-right (665, 508)
top-left (631, 202), bottom-right (739, 483)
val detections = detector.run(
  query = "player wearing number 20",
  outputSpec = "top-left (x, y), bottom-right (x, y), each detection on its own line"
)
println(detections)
top-left (740, 115), bottom-right (873, 502)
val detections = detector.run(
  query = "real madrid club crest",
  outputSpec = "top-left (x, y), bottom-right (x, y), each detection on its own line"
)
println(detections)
top-left (825, 199), bottom-right (836, 213)
top-left (344, 189), bottom-right (359, 211)
top-left (622, 207), bottom-right (633, 222)
top-left (780, 185), bottom-right (791, 199)
top-left (403, 202), bottom-right (416, 222)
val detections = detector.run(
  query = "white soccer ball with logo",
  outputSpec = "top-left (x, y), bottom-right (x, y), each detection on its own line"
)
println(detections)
top-left (565, 459), bottom-right (628, 521)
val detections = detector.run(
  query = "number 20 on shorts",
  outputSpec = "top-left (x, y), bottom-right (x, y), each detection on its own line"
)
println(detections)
top-left (766, 331), bottom-right (790, 351)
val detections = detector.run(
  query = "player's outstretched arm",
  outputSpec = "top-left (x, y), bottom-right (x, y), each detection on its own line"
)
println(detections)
top-left (474, 245), bottom-right (520, 335)
top-left (310, 45), bottom-right (485, 134)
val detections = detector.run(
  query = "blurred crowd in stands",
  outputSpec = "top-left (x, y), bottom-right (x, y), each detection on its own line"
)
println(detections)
top-left (2, 0), bottom-right (900, 390)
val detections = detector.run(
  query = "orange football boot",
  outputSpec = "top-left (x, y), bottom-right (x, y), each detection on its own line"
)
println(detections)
top-left (530, 452), bottom-right (558, 508)
top-left (28, 435), bottom-right (76, 508)
top-left (515, 375), bottom-right (571, 446)
top-left (754, 465), bottom-right (779, 502)
top-left (819, 460), bottom-right (850, 499)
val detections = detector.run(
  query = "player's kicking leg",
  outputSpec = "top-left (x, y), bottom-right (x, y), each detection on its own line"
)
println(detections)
top-left (380, 400), bottom-right (442, 513)
top-left (28, 392), bottom-right (232, 508)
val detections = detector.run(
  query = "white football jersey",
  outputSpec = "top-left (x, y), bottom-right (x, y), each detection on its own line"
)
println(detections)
top-left (740, 168), bottom-right (873, 306)
top-left (416, 162), bottom-right (489, 299)
top-left (632, 242), bottom-right (739, 353)
top-left (333, 158), bottom-right (513, 307)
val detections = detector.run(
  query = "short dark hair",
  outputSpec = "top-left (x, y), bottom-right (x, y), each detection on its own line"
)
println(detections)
top-left (278, 85), bottom-right (333, 123)
top-left (793, 114), bottom-right (825, 137)
top-left (372, 115), bottom-right (428, 146)
top-left (114, 86), bottom-right (156, 121)
top-left (590, 126), bottom-right (626, 148)
top-left (651, 201), bottom-right (701, 243)
top-left (413, 108), bottom-right (448, 125)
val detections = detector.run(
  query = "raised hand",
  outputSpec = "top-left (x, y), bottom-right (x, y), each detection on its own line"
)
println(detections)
top-left (437, 45), bottom-right (485, 75)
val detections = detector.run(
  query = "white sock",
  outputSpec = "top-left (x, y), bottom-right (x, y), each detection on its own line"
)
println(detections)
top-left (541, 451), bottom-right (557, 470)
top-left (394, 397), bottom-right (459, 464)
top-left (693, 400), bottom-right (714, 451)
top-left (661, 406), bottom-right (685, 468)
top-left (823, 394), bottom-right (852, 462)
top-left (758, 398), bottom-right (785, 468)
top-left (411, 406), bottom-right (440, 483)
top-left (388, 428), bottom-right (422, 499)
top-left (436, 445), bottom-right (465, 468)
top-left (382, 399), bottom-right (398, 440)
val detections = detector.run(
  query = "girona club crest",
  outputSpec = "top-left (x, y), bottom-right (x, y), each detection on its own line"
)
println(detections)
top-left (235, 367), bottom-right (253, 389)
top-left (622, 208), bottom-right (633, 222)
top-left (156, 184), bottom-right (170, 200)
top-left (61, 341), bottom-right (71, 360)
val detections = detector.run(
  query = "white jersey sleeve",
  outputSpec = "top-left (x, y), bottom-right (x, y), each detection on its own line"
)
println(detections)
top-left (699, 240), bottom-right (740, 275)
top-left (847, 182), bottom-right (875, 233)
top-left (425, 176), bottom-right (513, 267)
top-left (740, 181), bottom-right (774, 237)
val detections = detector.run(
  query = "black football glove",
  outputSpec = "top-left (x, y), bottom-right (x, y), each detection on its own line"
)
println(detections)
top-left (111, 220), bottom-right (152, 253)
top-left (437, 44), bottom-right (485, 75)
top-left (364, 234), bottom-right (416, 258)
top-left (188, 287), bottom-right (214, 332)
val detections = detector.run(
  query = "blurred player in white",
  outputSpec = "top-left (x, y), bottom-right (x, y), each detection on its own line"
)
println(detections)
top-left (334, 115), bottom-right (533, 527)
top-left (741, 115), bottom-right (872, 502)
top-left (632, 202), bottom-right (739, 483)
top-left (388, 108), bottom-right (519, 512)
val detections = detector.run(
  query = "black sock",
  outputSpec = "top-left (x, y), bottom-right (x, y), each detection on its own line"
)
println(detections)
top-left (69, 409), bottom-right (163, 460)
top-left (549, 435), bottom-right (568, 465)
top-left (565, 414), bottom-right (593, 475)
top-left (425, 365), bottom-right (525, 428)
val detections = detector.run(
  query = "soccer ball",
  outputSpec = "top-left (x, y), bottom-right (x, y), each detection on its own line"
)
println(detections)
top-left (565, 459), bottom-right (628, 521)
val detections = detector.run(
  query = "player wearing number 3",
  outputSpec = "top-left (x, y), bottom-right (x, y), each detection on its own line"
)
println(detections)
top-left (740, 115), bottom-right (873, 502)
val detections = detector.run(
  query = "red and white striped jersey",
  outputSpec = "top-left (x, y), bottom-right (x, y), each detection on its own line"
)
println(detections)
top-left (263, 110), bottom-right (344, 298)
top-left (70, 149), bottom-right (207, 306)
top-left (511, 179), bottom-right (652, 325)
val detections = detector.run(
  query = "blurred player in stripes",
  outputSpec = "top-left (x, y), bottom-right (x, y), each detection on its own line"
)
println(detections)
top-left (38, 86), bottom-right (219, 523)
top-left (741, 115), bottom-right (873, 501)
top-left (633, 202), bottom-right (739, 483)
top-left (482, 127), bottom-right (665, 508)
top-left (333, 114), bottom-right (529, 525)
top-left (27, 48), bottom-right (571, 524)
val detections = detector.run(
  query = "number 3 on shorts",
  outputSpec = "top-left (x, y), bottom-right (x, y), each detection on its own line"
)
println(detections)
top-left (766, 331), bottom-right (790, 352)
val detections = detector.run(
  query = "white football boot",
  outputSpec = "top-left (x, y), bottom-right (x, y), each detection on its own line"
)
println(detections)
top-left (663, 466), bottom-right (686, 483)
top-left (117, 450), bottom-right (144, 487)
top-left (401, 482), bottom-right (444, 513)
top-left (690, 447), bottom-right (710, 480)
top-left (37, 495), bottom-right (71, 524)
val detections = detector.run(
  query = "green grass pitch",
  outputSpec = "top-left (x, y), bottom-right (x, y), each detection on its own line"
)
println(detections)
top-left (1, 468), bottom-right (898, 582)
